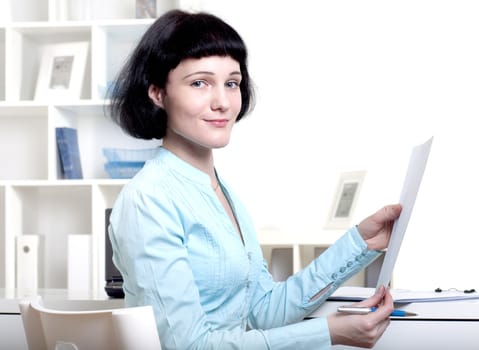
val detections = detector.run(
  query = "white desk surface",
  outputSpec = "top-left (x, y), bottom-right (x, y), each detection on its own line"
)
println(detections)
top-left (311, 297), bottom-right (479, 349)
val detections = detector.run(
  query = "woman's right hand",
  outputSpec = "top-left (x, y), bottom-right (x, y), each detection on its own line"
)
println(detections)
top-left (327, 285), bottom-right (394, 348)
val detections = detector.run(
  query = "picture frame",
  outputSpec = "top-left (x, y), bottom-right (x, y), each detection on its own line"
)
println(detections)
top-left (136, 0), bottom-right (157, 18)
top-left (34, 42), bottom-right (89, 101)
top-left (135, 0), bottom-right (176, 19)
top-left (324, 170), bottom-right (366, 230)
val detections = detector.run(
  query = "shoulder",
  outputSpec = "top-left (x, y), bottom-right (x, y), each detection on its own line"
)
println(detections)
top-left (110, 165), bottom-right (184, 242)
top-left (116, 161), bottom-right (176, 211)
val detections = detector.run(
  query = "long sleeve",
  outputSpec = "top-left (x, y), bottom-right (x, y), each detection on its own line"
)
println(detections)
top-left (250, 228), bottom-right (380, 349)
top-left (249, 227), bottom-right (379, 329)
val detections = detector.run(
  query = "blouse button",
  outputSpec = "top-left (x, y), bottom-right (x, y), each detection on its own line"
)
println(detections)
top-left (331, 273), bottom-right (338, 280)
top-left (347, 261), bottom-right (353, 267)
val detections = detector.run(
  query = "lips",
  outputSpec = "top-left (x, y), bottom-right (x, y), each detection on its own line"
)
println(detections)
top-left (205, 119), bottom-right (229, 127)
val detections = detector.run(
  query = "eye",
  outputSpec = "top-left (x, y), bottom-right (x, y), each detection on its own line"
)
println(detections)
top-left (191, 80), bottom-right (207, 88)
top-left (226, 80), bottom-right (240, 89)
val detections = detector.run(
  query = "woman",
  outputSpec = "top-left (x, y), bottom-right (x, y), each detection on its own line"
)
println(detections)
top-left (108, 9), bottom-right (401, 349)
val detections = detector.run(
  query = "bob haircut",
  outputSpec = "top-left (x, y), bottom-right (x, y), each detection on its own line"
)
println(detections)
top-left (109, 10), bottom-right (255, 140)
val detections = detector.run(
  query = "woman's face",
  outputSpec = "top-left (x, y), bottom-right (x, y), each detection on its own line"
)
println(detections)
top-left (151, 55), bottom-right (242, 153)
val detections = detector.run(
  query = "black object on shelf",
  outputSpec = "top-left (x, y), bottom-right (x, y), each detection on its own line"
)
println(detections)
top-left (105, 208), bottom-right (124, 298)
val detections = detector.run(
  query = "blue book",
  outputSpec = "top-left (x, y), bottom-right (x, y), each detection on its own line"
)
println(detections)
top-left (56, 127), bottom-right (83, 179)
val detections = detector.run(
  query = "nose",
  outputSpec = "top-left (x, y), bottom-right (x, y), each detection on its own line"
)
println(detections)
top-left (211, 86), bottom-right (230, 111)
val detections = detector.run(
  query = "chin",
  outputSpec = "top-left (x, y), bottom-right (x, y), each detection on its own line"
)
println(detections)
top-left (213, 144), bottom-right (228, 150)
top-left (211, 141), bottom-right (230, 149)
top-left (209, 137), bottom-right (231, 149)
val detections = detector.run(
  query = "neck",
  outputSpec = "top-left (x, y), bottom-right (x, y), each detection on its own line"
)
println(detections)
top-left (162, 139), bottom-right (216, 179)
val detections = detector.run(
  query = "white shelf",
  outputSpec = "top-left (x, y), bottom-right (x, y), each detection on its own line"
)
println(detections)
top-left (1, 181), bottom-right (126, 290)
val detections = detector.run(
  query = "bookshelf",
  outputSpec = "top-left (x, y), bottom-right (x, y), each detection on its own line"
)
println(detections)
top-left (0, 0), bottom-right (368, 297)
top-left (0, 0), bottom-right (159, 293)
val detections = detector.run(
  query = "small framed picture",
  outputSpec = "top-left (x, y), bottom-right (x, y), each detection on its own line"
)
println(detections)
top-left (34, 42), bottom-right (89, 101)
top-left (136, 0), bottom-right (157, 18)
top-left (324, 170), bottom-right (366, 230)
top-left (136, 0), bottom-right (176, 18)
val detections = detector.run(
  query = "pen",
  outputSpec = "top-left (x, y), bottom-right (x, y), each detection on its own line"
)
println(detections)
top-left (337, 306), bottom-right (417, 317)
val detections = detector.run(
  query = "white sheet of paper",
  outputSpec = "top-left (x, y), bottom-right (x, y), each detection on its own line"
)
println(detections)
top-left (329, 286), bottom-right (479, 304)
top-left (376, 137), bottom-right (434, 289)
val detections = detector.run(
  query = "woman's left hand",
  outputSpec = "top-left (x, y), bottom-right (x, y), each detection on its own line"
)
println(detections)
top-left (328, 285), bottom-right (394, 348)
top-left (356, 204), bottom-right (402, 251)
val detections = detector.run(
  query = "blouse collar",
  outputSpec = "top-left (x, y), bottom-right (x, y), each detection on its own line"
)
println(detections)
top-left (152, 146), bottom-right (214, 188)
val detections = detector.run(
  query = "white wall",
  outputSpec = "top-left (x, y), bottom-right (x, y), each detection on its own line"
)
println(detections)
top-left (197, 1), bottom-right (479, 291)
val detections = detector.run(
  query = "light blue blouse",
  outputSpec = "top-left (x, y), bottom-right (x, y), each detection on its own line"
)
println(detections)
top-left (109, 147), bottom-right (380, 350)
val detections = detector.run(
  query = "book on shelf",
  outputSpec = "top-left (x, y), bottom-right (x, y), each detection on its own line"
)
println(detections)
top-left (56, 127), bottom-right (83, 179)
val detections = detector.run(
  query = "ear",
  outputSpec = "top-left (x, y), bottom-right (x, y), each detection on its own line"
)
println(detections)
top-left (148, 84), bottom-right (165, 109)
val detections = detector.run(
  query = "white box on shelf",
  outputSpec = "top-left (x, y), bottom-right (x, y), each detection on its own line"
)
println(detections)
top-left (67, 234), bottom-right (92, 294)
top-left (16, 234), bottom-right (42, 291)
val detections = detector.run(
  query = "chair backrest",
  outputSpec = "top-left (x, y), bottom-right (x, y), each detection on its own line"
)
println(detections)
top-left (19, 296), bottom-right (162, 350)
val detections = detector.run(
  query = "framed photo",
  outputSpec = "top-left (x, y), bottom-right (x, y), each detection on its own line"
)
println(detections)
top-left (35, 42), bottom-right (89, 101)
top-left (136, 0), bottom-right (157, 18)
top-left (136, 0), bottom-right (176, 18)
top-left (324, 170), bottom-right (366, 230)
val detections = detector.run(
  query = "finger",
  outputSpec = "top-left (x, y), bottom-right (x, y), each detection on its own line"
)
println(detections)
top-left (368, 204), bottom-right (401, 228)
top-left (380, 204), bottom-right (402, 222)
top-left (368, 289), bottom-right (394, 322)
top-left (354, 285), bottom-right (386, 307)
top-left (357, 204), bottom-right (402, 238)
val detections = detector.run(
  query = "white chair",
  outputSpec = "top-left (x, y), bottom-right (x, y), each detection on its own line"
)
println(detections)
top-left (19, 296), bottom-right (162, 350)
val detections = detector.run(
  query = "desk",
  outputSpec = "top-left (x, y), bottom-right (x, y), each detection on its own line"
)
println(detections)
top-left (4, 289), bottom-right (479, 350)
top-left (0, 289), bottom-right (123, 350)
top-left (311, 299), bottom-right (479, 349)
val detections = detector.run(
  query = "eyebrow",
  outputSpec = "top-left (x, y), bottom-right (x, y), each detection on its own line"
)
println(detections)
top-left (182, 71), bottom-right (242, 80)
